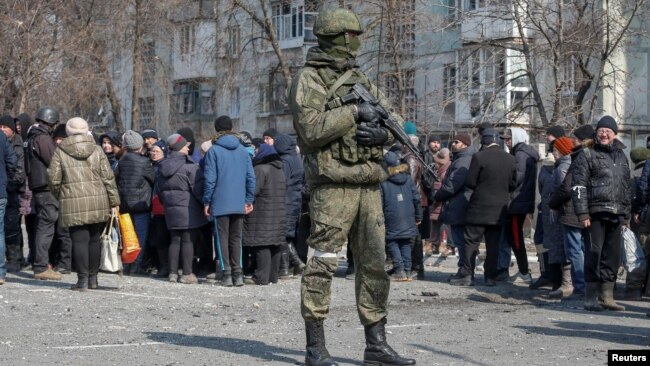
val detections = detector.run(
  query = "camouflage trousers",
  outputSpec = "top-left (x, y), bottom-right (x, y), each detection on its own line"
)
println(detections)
top-left (300, 183), bottom-right (389, 326)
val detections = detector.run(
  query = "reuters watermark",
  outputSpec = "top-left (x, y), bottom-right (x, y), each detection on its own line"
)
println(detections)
top-left (608, 350), bottom-right (649, 365)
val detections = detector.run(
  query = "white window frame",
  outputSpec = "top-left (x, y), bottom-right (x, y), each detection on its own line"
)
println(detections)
top-left (272, 2), bottom-right (304, 41)
top-left (230, 88), bottom-right (240, 118)
top-left (139, 97), bottom-right (155, 128)
top-left (179, 23), bottom-right (196, 61)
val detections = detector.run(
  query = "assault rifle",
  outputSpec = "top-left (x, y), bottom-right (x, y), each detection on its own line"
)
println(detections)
top-left (339, 83), bottom-right (438, 182)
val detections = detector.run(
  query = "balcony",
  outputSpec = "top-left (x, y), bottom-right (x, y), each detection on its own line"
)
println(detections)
top-left (460, 7), bottom-right (527, 43)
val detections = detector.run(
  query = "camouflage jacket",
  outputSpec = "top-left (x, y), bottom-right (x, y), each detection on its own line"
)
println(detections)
top-left (288, 47), bottom-right (402, 188)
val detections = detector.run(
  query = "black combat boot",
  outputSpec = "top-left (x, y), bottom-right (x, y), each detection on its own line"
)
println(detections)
top-left (305, 320), bottom-right (338, 366)
top-left (363, 318), bottom-right (416, 366)
top-left (88, 274), bottom-right (98, 290)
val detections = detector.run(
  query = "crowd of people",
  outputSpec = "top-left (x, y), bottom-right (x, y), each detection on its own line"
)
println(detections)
top-left (0, 107), bottom-right (647, 314)
top-left (0, 109), bottom-right (309, 290)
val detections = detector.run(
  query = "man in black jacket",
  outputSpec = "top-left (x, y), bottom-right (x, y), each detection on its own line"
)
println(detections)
top-left (451, 128), bottom-right (516, 286)
top-left (273, 133), bottom-right (306, 278)
top-left (0, 116), bottom-right (25, 273)
top-left (433, 133), bottom-right (475, 275)
top-left (501, 127), bottom-right (539, 284)
top-left (27, 107), bottom-right (71, 280)
top-left (572, 116), bottom-right (630, 311)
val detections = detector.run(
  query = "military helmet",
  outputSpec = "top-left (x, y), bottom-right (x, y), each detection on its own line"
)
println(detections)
top-left (35, 106), bottom-right (59, 125)
top-left (313, 8), bottom-right (364, 37)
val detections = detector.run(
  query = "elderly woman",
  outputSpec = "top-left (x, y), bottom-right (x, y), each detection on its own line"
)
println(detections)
top-left (48, 118), bottom-right (120, 291)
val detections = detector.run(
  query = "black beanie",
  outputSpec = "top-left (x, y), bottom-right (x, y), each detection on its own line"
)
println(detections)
top-left (263, 128), bottom-right (278, 139)
top-left (0, 115), bottom-right (16, 132)
top-left (16, 113), bottom-right (34, 139)
top-left (546, 125), bottom-right (565, 139)
top-left (428, 135), bottom-right (441, 144)
top-left (214, 115), bottom-right (233, 132)
top-left (573, 124), bottom-right (594, 141)
top-left (53, 124), bottom-right (67, 139)
top-left (177, 127), bottom-right (196, 155)
top-left (596, 115), bottom-right (618, 134)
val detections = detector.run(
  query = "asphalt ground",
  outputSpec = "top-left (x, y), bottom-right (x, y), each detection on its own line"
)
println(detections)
top-left (1, 252), bottom-right (649, 366)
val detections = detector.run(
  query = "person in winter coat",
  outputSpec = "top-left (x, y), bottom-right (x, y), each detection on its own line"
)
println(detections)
top-left (116, 130), bottom-right (154, 274)
top-left (0, 122), bottom-right (16, 285)
top-left (451, 128), bottom-right (517, 286)
top-left (27, 107), bottom-right (72, 281)
top-left (203, 115), bottom-right (256, 287)
top-left (148, 140), bottom-right (171, 278)
top-left (16, 113), bottom-right (35, 267)
top-left (48, 118), bottom-right (120, 291)
top-left (547, 138), bottom-right (574, 299)
top-left (548, 126), bottom-right (593, 297)
top-left (99, 131), bottom-right (122, 171)
top-left (242, 144), bottom-right (286, 285)
top-left (273, 133), bottom-right (306, 278)
top-left (501, 127), bottom-right (539, 284)
top-left (430, 148), bottom-right (451, 256)
top-left (403, 135), bottom-right (427, 280)
top-left (628, 147), bottom-right (650, 300)
top-left (433, 133), bottom-right (475, 272)
top-left (381, 151), bottom-right (422, 281)
top-left (0, 115), bottom-right (25, 273)
top-left (155, 134), bottom-right (206, 284)
top-left (572, 116), bottom-right (631, 312)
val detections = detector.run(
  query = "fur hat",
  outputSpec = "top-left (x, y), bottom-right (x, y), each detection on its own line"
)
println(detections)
top-left (65, 117), bottom-right (89, 136)
top-left (123, 130), bottom-right (144, 151)
top-left (552, 136), bottom-right (573, 156)
top-left (546, 125), bottom-right (565, 139)
top-left (573, 124), bottom-right (595, 141)
top-left (596, 116), bottom-right (618, 134)
top-left (542, 152), bottom-right (556, 166)
top-left (434, 148), bottom-right (450, 165)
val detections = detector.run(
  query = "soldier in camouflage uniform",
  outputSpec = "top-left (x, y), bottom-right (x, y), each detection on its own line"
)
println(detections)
top-left (288, 8), bottom-right (416, 366)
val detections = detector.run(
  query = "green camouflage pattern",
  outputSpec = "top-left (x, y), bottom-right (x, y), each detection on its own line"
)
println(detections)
top-left (313, 8), bottom-right (364, 36)
top-left (300, 184), bottom-right (389, 326)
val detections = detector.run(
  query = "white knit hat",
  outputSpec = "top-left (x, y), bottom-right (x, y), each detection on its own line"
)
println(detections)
top-left (65, 117), bottom-right (89, 136)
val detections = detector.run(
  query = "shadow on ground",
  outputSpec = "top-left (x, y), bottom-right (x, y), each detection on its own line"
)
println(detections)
top-left (514, 320), bottom-right (650, 347)
top-left (413, 344), bottom-right (491, 366)
top-left (146, 332), bottom-right (360, 365)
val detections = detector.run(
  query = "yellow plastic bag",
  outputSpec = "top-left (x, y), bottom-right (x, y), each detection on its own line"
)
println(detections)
top-left (119, 212), bottom-right (141, 264)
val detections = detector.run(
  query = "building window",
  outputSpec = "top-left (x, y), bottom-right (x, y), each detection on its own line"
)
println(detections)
top-left (561, 58), bottom-right (579, 96)
top-left (259, 83), bottom-right (270, 114)
top-left (398, 23), bottom-right (415, 57)
top-left (174, 81), bottom-right (197, 114)
top-left (139, 97), bottom-right (155, 128)
top-left (272, 2), bottom-right (304, 41)
top-left (443, 63), bottom-right (457, 100)
top-left (142, 41), bottom-right (156, 87)
top-left (229, 26), bottom-right (240, 57)
top-left (179, 24), bottom-right (196, 60)
top-left (200, 88), bottom-right (216, 115)
top-left (230, 88), bottom-right (240, 117)
top-left (404, 70), bottom-right (417, 122)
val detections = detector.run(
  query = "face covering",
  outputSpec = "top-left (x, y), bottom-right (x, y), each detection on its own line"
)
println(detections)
top-left (318, 33), bottom-right (360, 59)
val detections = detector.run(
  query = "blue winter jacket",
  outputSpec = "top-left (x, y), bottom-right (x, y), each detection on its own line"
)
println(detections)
top-left (380, 163), bottom-right (422, 241)
top-left (0, 132), bottom-right (17, 199)
top-left (202, 134), bottom-right (256, 216)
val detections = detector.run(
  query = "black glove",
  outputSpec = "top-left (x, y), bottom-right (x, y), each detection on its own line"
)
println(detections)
top-left (356, 124), bottom-right (388, 146)
top-left (357, 102), bottom-right (381, 124)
